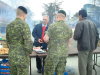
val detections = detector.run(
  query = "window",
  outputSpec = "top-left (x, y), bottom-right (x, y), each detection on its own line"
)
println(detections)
top-left (0, 27), bottom-right (6, 34)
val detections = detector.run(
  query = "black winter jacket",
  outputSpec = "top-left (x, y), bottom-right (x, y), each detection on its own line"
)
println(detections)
top-left (74, 19), bottom-right (99, 51)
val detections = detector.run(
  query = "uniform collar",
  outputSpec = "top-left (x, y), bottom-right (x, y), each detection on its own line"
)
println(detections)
top-left (16, 18), bottom-right (22, 21)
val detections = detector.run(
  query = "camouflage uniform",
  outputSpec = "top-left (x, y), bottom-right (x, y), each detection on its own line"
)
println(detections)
top-left (6, 18), bottom-right (33, 75)
top-left (44, 21), bottom-right (72, 75)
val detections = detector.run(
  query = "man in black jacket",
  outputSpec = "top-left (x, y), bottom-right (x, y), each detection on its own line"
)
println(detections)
top-left (74, 9), bottom-right (99, 75)
top-left (32, 16), bottom-right (49, 73)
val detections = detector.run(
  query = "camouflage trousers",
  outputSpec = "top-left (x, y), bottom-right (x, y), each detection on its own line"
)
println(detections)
top-left (10, 63), bottom-right (29, 75)
top-left (44, 55), bottom-right (67, 75)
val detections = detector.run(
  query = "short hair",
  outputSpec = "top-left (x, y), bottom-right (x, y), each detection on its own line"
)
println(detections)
top-left (79, 9), bottom-right (87, 18)
top-left (58, 10), bottom-right (66, 17)
top-left (18, 6), bottom-right (27, 14)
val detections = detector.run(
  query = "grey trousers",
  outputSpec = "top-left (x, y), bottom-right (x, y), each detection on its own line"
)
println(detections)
top-left (78, 50), bottom-right (93, 75)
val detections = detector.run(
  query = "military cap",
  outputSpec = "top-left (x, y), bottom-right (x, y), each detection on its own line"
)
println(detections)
top-left (58, 10), bottom-right (66, 17)
top-left (18, 6), bottom-right (27, 14)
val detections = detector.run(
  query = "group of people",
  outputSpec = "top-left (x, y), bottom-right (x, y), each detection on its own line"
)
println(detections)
top-left (6, 6), bottom-right (99, 75)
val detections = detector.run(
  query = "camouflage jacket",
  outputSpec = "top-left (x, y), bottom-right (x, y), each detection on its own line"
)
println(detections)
top-left (6, 18), bottom-right (33, 65)
top-left (47, 20), bottom-right (72, 57)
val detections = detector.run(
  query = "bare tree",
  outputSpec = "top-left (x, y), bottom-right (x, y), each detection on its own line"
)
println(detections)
top-left (43, 0), bottom-right (63, 24)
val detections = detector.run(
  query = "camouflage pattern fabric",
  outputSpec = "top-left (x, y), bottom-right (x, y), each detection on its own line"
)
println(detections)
top-left (6, 18), bottom-right (33, 75)
top-left (10, 64), bottom-right (29, 75)
top-left (44, 20), bottom-right (72, 75)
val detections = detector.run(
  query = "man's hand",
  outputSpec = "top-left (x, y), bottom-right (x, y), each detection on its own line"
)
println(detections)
top-left (43, 34), bottom-right (49, 43)
top-left (38, 39), bottom-right (43, 43)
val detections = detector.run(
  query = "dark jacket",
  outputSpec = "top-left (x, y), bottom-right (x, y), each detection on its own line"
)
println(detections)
top-left (74, 19), bottom-right (99, 51)
top-left (32, 23), bottom-right (48, 49)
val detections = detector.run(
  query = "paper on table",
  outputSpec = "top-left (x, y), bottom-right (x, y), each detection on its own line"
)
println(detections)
top-left (33, 47), bottom-right (46, 53)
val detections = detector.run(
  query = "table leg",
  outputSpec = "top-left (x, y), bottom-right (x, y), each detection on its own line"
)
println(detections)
top-left (40, 57), bottom-right (44, 75)
top-left (30, 57), bottom-right (31, 75)
top-left (95, 54), bottom-right (100, 67)
top-left (93, 54), bottom-right (97, 75)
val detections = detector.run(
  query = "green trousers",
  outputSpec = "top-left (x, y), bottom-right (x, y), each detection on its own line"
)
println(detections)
top-left (44, 55), bottom-right (67, 75)
top-left (78, 50), bottom-right (93, 75)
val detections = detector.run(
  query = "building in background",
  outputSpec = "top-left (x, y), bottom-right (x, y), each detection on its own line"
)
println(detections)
top-left (83, 4), bottom-right (100, 34)
top-left (0, 1), bottom-right (35, 40)
top-left (83, 4), bottom-right (100, 28)
top-left (0, 1), bottom-right (15, 39)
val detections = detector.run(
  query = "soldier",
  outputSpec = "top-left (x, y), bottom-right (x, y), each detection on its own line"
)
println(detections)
top-left (6, 6), bottom-right (33, 75)
top-left (43, 10), bottom-right (72, 75)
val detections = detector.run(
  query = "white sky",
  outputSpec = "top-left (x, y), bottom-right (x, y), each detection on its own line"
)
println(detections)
top-left (27, 0), bottom-right (90, 20)
top-left (1, 0), bottom-right (90, 20)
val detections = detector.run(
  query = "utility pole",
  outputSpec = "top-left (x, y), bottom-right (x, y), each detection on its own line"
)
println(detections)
top-left (94, 0), bottom-right (96, 5)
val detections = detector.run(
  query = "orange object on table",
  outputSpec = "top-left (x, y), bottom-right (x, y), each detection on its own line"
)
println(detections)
top-left (0, 48), bottom-right (9, 54)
